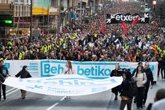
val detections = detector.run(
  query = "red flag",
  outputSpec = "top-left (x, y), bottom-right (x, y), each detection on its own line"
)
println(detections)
top-left (122, 22), bottom-right (127, 29)
top-left (101, 22), bottom-right (105, 33)
top-left (132, 16), bottom-right (139, 27)
top-left (122, 22), bottom-right (129, 35)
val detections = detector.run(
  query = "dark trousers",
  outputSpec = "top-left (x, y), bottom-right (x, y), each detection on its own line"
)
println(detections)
top-left (120, 99), bottom-right (132, 110)
top-left (21, 90), bottom-right (26, 99)
top-left (112, 86), bottom-right (119, 97)
top-left (143, 85), bottom-right (149, 105)
top-left (161, 68), bottom-right (165, 79)
top-left (0, 83), bottom-right (6, 100)
top-left (158, 65), bottom-right (161, 77)
top-left (137, 87), bottom-right (144, 108)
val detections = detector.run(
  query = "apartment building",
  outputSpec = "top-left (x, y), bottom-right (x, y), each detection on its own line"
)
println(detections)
top-left (14, 0), bottom-right (31, 29)
top-left (0, 0), bottom-right (102, 34)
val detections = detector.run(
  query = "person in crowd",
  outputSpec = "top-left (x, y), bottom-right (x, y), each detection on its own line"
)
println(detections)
top-left (160, 56), bottom-right (165, 79)
top-left (132, 61), bottom-right (144, 103)
top-left (0, 58), bottom-right (9, 100)
top-left (151, 89), bottom-right (165, 110)
top-left (143, 62), bottom-right (154, 106)
top-left (134, 65), bottom-right (147, 109)
top-left (146, 89), bottom-right (165, 110)
top-left (119, 69), bottom-right (133, 110)
top-left (157, 57), bottom-right (162, 78)
top-left (110, 63), bottom-right (123, 100)
top-left (64, 61), bottom-right (74, 74)
top-left (15, 65), bottom-right (32, 99)
top-left (132, 61), bottom-right (143, 77)
top-left (64, 61), bottom-right (73, 100)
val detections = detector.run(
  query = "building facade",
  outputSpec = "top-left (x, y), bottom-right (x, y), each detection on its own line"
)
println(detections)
top-left (0, 0), bottom-right (102, 35)
top-left (0, 0), bottom-right (31, 36)
top-left (14, 0), bottom-right (31, 29)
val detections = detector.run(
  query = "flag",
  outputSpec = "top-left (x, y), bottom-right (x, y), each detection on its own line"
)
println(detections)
top-left (122, 22), bottom-right (129, 35)
top-left (101, 22), bottom-right (105, 33)
top-left (122, 22), bottom-right (127, 29)
top-left (132, 16), bottom-right (139, 27)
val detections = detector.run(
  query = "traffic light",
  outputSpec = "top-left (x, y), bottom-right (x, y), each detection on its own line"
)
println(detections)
top-left (4, 20), bottom-right (12, 24)
top-left (0, 15), bottom-right (13, 27)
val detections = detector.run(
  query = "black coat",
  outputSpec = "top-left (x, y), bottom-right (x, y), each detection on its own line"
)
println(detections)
top-left (0, 65), bottom-right (9, 83)
top-left (119, 79), bottom-right (132, 98)
top-left (111, 69), bottom-right (123, 93)
top-left (144, 68), bottom-right (154, 86)
top-left (15, 70), bottom-right (32, 78)
top-left (0, 65), bottom-right (9, 78)
top-left (110, 69), bottom-right (123, 77)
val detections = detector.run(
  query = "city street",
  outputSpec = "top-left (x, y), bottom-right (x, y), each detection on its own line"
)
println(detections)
top-left (0, 0), bottom-right (164, 110)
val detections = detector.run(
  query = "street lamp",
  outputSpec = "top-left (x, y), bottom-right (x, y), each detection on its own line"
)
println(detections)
top-left (152, 0), bottom-right (157, 11)
top-left (152, 0), bottom-right (157, 5)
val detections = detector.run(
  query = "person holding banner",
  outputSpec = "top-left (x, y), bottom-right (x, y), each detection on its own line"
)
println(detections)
top-left (15, 66), bottom-right (32, 99)
top-left (119, 69), bottom-right (133, 110)
top-left (0, 58), bottom-right (9, 101)
top-left (64, 61), bottom-right (73, 100)
top-left (110, 63), bottom-right (123, 100)
top-left (64, 61), bottom-right (74, 74)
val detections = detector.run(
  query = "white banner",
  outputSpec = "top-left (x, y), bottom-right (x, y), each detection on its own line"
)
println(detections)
top-left (4, 60), bottom-right (158, 81)
top-left (4, 75), bottom-right (123, 96)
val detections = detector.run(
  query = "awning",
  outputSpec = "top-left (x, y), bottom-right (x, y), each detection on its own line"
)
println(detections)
top-left (79, 0), bottom-right (88, 3)
top-left (49, 7), bottom-right (60, 15)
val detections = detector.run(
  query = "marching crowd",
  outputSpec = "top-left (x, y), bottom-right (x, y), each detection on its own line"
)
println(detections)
top-left (111, 62), bottom-right (155, 110)
top-left (0, 3), bottom-right (164, 62)
top-left (1, 2), bottom-right (164, 77)
top-left (0, 1), bottom-right (164, 109)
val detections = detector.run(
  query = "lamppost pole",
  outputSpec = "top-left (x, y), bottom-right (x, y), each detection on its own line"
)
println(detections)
top-left (80, 0), bottom-right (82, 22)
top-left (153, 0), bottom-right (156, 11)
top-left (30, 0), bottom-right (32, 37)
top-left (152, 0), bottom-right (157, 17)
top-left (58, 0), bottom-right (62, 32)
top-left (94, 0), bottom-right (96, 14)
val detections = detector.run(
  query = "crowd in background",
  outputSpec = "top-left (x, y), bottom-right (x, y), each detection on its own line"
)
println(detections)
top-left (0, 2), bottom-right (164, 65)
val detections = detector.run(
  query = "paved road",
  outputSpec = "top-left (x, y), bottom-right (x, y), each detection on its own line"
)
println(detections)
top-left (0, 78), bottom-right (164, 110)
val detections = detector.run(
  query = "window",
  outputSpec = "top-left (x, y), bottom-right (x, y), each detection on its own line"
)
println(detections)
top-left (20, 0), bottom-right (23, 4)
top-left (14, 5), bottom-right (16, 16)
top-left (15, 5), bottom-right (18, 17)
top-left (14, 0), bottom-right (18, 3)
